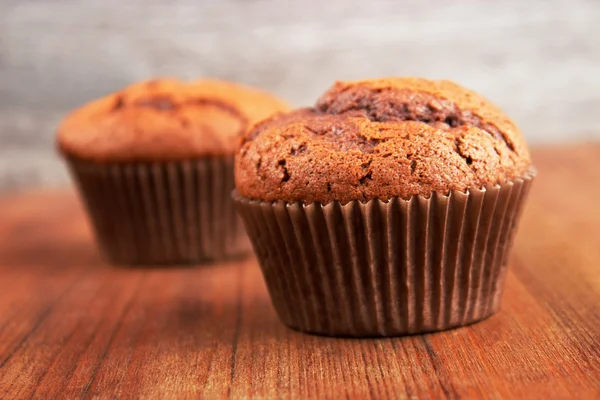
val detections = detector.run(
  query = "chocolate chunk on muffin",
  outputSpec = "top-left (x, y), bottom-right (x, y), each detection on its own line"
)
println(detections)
top-left (58, 78), bottom-right (289, 265)
top-left (234, 77), bottom-right (535, 337)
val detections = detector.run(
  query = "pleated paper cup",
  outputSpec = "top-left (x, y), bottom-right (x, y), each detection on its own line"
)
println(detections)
top-left (67, 156), bottom-right (250, 266)
top-left (233, 170), bottom-right (535, 337)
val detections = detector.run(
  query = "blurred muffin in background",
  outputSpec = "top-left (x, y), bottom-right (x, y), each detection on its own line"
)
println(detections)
top-left (234, 77), bottom-right (535, 337)
top-left (58, 78), bottom-right (289, 266)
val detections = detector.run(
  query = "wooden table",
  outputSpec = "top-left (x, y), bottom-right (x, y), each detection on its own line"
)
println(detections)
top-left (1, 145), bottom-right (599, 399)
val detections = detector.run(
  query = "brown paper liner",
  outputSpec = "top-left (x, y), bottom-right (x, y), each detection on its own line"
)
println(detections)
top-left (67, 156), bottom-right (250, 265)
top-left (233, 171), bottom-right (535, 337)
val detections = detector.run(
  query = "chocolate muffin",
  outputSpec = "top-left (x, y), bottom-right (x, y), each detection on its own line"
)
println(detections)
top-left (58, 78), bottom-right (289, 265)
top-left (234, 77), bottom-right (535, 337)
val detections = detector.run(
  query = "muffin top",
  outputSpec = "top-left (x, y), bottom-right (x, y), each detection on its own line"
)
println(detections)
top-left (235, 77), bottom-right (532, 204)
top-left (58, 78), bottom-right (289, 162)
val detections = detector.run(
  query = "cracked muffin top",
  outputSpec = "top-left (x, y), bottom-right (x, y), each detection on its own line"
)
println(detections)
top-left (57, 78), bottom-right (290, 162)
top-left (235, 77), bottom-right (532, 204)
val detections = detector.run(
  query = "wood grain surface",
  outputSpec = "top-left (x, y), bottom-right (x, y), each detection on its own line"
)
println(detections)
top-left (0, 145), bottom-right (599, 399)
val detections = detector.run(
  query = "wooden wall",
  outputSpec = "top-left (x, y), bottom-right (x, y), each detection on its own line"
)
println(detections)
top-left (1, 0), bottom-right (599, 190)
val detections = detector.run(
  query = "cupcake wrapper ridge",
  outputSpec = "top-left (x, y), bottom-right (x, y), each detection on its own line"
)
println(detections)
top-left (234, 171), bottom-right (535, 337)
top-left (68, 156), bottom-right (250, 265)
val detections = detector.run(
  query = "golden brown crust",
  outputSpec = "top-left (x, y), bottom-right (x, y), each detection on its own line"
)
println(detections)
top-left (57, 78), bottom-right (290, 162)
top-left (235, 77), bottom-right (532, 203)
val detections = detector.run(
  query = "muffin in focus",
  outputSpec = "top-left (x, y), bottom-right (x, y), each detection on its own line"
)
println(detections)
top-left (234, 77), bottom-right (535, 337)
top-left (58, 78), bottom-right (289, 265)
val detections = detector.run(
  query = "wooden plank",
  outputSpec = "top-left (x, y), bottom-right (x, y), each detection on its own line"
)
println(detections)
top-left (0, 145), bottom-right (599, 399)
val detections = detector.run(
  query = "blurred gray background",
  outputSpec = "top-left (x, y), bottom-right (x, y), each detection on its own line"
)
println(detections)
top-left (1, 0), bottom-right (599, 191)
